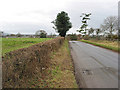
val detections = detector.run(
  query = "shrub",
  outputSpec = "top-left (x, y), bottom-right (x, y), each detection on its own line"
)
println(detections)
top-left (2, 37), bottom-right (64, 88)
top-left (69, 34), bottom-right (77, 40)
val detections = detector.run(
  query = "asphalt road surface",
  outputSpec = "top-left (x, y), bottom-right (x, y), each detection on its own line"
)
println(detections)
top-left (69, 41), bottom-right (118, 88)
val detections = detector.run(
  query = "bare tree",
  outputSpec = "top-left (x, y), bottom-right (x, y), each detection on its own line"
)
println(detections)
top-left (95, 28), bottom-right (102, 40)
top-left (88, 28), bottom-right (94, 36)
top-left (96, 28), bottom-right (102, 37)
top-left (101, 16), bottom-right (118, 36)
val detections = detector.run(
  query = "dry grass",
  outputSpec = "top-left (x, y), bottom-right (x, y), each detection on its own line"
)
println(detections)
top-left (81, 40), bottom-right (119, 52)
top-left (89, 40), bottom-right (118, 48)
top-left (43, 40), bottom-right (78, 88)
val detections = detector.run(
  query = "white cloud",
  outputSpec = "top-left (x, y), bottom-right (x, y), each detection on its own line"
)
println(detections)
top-left (0, 0), bottom-right (67, 23)
top-left (0, 0), bottom-right (118, 34)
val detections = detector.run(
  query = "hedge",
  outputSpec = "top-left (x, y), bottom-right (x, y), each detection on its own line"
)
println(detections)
top-left (2, 37), bottom-right (64, 88)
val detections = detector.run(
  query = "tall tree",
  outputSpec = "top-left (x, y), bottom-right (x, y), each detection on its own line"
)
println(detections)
top-left (78, 13), bottom-right (91, 35)
top-left (52, 11), bottom-right (72, 37)
top-left (101, 16), bottom-right (118, 36)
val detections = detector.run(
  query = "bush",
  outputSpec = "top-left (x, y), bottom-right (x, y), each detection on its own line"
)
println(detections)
top-left (69, 34), bottom-right (77, 40)
top-left (2, 37), bottom-right (64, 88)
top-left (83, 35), bottom-right (90, 40)
top-left (40, 32), bottom-right (47, 38)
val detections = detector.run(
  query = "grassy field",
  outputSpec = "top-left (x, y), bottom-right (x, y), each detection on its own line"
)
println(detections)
top-left (2, 38), bottom-right (52, 55)
top-left (80, 40), bottom-right (119, 52)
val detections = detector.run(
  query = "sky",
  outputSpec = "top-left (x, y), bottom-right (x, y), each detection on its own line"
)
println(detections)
top-left (0, 0), bottom-right (119, 35)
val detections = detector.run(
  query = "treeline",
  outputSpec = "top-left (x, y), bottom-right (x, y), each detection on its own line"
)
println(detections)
top-left (68, 15), bottom-right (118, 41)
top-left (76, 13), bottom-right (118, 41)
top-left (51, 11), bottom-right (118, 41)
top-left (2, 30), bottom-right (57, 38)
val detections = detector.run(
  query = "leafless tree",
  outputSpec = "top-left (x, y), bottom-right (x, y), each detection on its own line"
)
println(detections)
top-left (95, 28), bottom-right (102, 37)
top-left (101, 16), bottom-right (118, 36)
top-left (88, 28), bottom-right (94, 36)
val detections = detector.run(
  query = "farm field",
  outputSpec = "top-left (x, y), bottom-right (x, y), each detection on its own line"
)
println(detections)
top-left (2, 38), bottom-right (52, 55)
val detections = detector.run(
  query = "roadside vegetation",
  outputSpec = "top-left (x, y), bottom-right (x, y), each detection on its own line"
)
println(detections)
top-left (29, 40), bottom-right (78, 88)
top-left (3, 37), bottom-right (65, 88)
top-left (46, 40), bottom-right (78, 88)
top-left (2, 38), bottom-right (52, 55)
top-left (80, 40), bottom-right (119, 52)
top-left (2, 10), bottom-right (118, 88)
top-left (73, 14), bottom-right (119, 52)
top-left (77, 15), bottom-right (118, 41)
top-left (2, 11), bottom-right (78, 88)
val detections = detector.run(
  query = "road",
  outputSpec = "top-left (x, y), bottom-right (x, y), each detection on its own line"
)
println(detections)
top-left (69, 41), bottom-right (118, 88)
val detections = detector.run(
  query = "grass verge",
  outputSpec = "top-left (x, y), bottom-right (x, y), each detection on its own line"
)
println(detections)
top-left (46, 40), bottom-right (78, 88)
top-left (29, 40), bottom-right (78, 88)
top-left (80, 40), bottom-right (119, 52)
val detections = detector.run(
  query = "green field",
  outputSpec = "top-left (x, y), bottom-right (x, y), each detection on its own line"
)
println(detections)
top-left (2, 38), bottom-right (52, 55)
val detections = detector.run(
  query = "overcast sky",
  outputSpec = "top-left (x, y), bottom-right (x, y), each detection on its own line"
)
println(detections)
top-left (0, 0), bottom-right (118, 35)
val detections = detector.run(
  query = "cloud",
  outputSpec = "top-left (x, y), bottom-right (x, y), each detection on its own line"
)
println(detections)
top-left (0, 0), bottom-right (118, 34)
top-left (1, 22), bottom-right (56, 34)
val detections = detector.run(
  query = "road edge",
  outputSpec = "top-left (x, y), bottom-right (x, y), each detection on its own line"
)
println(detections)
top-left (68, 41), bottom-right (88, 88)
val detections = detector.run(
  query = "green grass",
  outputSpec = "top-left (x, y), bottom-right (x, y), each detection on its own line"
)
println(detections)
top-left (80, 40), bottom-right (119, 52)
top-left (2, 38), bottom-right (52, 55)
